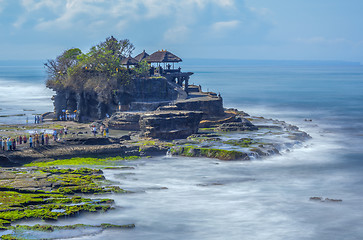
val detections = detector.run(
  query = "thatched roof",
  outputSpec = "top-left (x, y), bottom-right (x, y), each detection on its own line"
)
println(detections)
top-left (120, 56), bottom-right (138, 65)
top-left (147, 50), bottom-right (182, 63)
top-left (134, 50), bottom-right (149, 62)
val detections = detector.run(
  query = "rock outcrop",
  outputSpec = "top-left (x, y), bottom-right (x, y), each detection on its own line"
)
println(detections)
top-left (52, 77), bottom-right (184, 122)
top-left (216, 118), bottom-right (258, 131)
top-left (106, 112), bottom-right (142, 130)
top-left (139, 111), bottom-right (203, 140)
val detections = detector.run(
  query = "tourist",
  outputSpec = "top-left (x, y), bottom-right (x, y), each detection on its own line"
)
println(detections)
top-left (100, 125), bottom-right (104, 135)
top-left (92, 126), bottom-right (97, 136)
top-left (106, 127), bottom-right (109, 138)
top-left (29, 136), bottom-right (33, 148)
top-left (53, 129), bottom-right (57, 141)
top-left (7, 138), bottom-right (12, 151)
top-left (19, 135), bottom-right (22, 145)
top-left (41, 134), bottom-right (45, 145)
top-left (45, 134), bottom-right (49, 145)
top-left (12, 138), bottom-right (16, 150)
top-left (34, 115), bottom-right (37, 124)
top-left (64, 126), bottom-right (68, 136)
top-left (0, 138), bottom-right (2, 151)
top-left (59, 129), bottom-right (63, 141)
top-left (34, 134), bottom-right (39, 147)
top-left (23, 135), bottom-right (27, 144)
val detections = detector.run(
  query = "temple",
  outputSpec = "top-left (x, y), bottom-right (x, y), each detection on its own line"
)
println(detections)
top-left (128, 50), bottom-right (193, 94)
top-left (50, 48), bottom-right (223, 123)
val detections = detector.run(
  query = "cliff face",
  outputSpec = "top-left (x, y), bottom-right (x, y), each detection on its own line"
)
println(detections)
top-left (52, 77), bottom-right (182, 122)
top-left (139, 111), bottom-right (203, 140)
top-left (105, 111), bottom-right (203, 140)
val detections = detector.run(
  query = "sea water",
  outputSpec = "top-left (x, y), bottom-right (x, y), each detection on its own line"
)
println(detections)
top-left (0, 60), bottom-right (54, 125)
top-left (1, 60), bottom-right (363, 239)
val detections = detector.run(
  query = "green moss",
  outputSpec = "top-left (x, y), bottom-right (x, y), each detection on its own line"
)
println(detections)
top-left (24, 156), bottom-right (140, 167)
top-left (6, 223), bottom-right (135, 232)
top-left (198, 127), bottom-right (216, 132)
top-left (0, 199), bottom-right (112, 223)
top-left (1, 234), bottom-right (27, 240)
top-left (171, 146), bottom-right (249, 161)
top-left (140, 140), bottom-right (156, 146)
top-left (0, 167), bottom-right (125, 229)
top-left (223, 138), bottom-right (256, 148)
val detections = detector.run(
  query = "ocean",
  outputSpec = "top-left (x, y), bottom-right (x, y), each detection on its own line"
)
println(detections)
top-left (1, 60), bottom-right (363, 239)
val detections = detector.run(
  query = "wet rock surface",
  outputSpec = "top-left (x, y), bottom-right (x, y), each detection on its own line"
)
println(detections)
top-left (139, 111), bottom-right (203, 140)
top-left (216, 118), bottom-right (258, 131)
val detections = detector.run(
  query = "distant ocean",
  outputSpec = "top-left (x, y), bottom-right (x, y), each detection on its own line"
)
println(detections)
top-left (0, 60), bottom-right (54, 124)
top-left (1, 59), bottom-right (363, 239)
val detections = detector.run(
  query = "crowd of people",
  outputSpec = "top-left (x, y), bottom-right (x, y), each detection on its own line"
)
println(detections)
top-left (91, 125), bottom-right (109, 137)
top-left (1, 125), bottom-right (110, 152)
top-left (0, 133), bottom-right (51, 151)
top-left (34, 115), bottom-right (43, 124)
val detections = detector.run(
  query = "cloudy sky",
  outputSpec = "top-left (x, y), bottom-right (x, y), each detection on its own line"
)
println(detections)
top-left (1, 0), bottom-right (362, 62)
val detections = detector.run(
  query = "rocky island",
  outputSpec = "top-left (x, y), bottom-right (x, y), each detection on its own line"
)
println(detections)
top-left (0, 37), bottom-right (311, 239)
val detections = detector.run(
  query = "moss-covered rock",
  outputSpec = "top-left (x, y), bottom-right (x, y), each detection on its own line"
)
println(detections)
top-left (171, 146), bottom-right (249, 161)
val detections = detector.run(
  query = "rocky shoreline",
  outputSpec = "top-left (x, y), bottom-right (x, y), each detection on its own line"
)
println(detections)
top-left (0, 89), bottom-right (312, 238)
top-left (1, 107), bottom-right (311, 166)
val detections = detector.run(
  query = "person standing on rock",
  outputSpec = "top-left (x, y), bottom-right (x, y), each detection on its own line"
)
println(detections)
top-left (92, 126), bottom-right (97, 136)
top-left (41, 134), bottom-right (45, 145)
top-left (29, 135), bottom-right (33, 148)
top-left (7, 138), bottom-right (12, 151)
top-left (23, 135), bottom-right (27, 144)
top-left (35, 134), bottom-right (39, 147)
top-left (106, 127), bottom-right (109, 138)
top-left (45, 134), bottom-right (49, 145)
top-left (64, 126), bottom-right (68, 137)
top-left (53, 129), bottom-right (57, 141)
top-left (12, 138), bottom-right (16, 150)
top-left (19, 135), bottom-right (22, 145)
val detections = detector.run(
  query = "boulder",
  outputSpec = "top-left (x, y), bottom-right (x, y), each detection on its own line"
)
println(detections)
top-left (106, 112), bottom-right (141, 130)
top-left (139, 111), bottom-right (203, 140)
top-left (216, 118), bottom-right (258, 131)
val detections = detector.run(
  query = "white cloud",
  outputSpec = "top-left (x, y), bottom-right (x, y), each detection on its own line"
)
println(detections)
top-left (15, 0), bottom-right (239, 31)
top-left (8, 0), bottom-right (269, 51)
top-left (211, 20), bottom-right (240, 33)
top-left (21, 0), bottom-right (61, 11)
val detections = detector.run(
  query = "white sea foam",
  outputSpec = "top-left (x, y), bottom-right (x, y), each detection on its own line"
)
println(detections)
top-left (0, 78), bottom-right (53, 124)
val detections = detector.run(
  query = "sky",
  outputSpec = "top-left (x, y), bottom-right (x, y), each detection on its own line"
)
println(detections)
top-left (0, 0), bottom-right (363, 62)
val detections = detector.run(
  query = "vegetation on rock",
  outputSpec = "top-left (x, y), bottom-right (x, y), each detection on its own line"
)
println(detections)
top-left (45, 36), bottom-right (149, 104)
top-left (24, 156), bottom-right (139, 167)
top-left (0, 167), bottom-right (128, 230)
top-left (171, 146), bottom-right (249, 161)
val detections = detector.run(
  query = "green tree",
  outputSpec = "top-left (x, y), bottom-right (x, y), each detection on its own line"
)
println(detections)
top-left (45, 36), bottom-right (136, 104)
top-left (134, 60), bottom-right (150, 77)
top-left (45, 48), bottom-right (82, 91)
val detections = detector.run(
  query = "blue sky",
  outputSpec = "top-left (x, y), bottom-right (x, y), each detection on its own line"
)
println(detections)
top-left (0, 0), bottom-right (362, 62)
